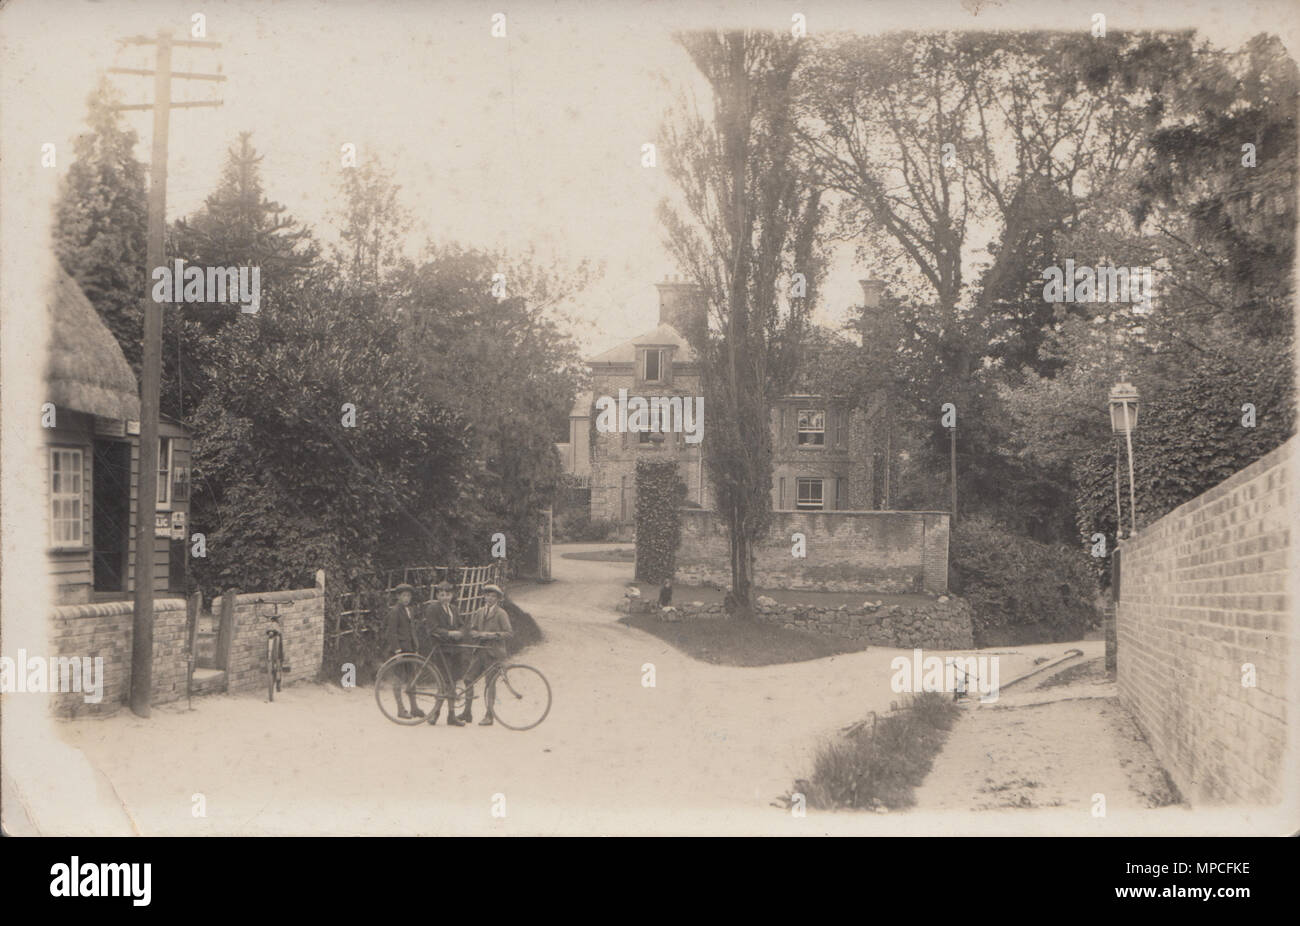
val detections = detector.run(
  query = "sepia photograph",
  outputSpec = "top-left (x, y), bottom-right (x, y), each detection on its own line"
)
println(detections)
top-left (1, 0), bottom-right (1297, 871)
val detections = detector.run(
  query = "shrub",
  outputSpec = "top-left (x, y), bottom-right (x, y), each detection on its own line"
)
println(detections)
top-left (634, 460), bottom-right (683, 583)
top-left (500, 597), bottom-right (543, 656)
top-left (553, 510), bottom-right (618, 542)
top-left (949, 514), bottom-right (1099, 646)
top-left (800, 692), bottom-right (959, 810)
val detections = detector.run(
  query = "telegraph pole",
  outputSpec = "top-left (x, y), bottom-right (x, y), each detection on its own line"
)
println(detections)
top-left (110, 29), bottom-right (223, 718)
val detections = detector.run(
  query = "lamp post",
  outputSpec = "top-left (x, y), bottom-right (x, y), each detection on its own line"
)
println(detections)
top-left (1108, 382), bottom-right (1139, 538)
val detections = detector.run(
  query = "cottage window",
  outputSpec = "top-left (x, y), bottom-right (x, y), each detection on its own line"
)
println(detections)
top-left (797, 409), bottom-right (825, 446)
top-left (156, 437), bottom-right (173, 508)
top-left (50, 447), bottom-right (84, 547)
top-left (643, 349), bottom-right (664, 383)
top-left (796, 477), bottom-right (824, 510)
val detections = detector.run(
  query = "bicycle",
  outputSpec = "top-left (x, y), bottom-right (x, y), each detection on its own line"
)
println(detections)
top-left (374, 635), bottom-right (551, 731)
top-left (262, 601), bottom-right (290, 701)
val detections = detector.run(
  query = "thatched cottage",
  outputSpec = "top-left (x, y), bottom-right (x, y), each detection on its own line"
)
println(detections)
top-left (43, 267), bottom-right (192, 604)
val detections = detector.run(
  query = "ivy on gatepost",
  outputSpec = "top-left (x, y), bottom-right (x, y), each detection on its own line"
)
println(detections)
top-left (634, 460), bottom-right (683, 583)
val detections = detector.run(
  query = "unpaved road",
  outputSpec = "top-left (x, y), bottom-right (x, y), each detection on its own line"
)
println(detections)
top-left (914, 657), bottom-right (1185, 817)
top-left (12, 545), bottom-right (1232, 835)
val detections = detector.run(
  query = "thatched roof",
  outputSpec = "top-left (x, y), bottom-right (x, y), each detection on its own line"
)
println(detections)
top-left (46, 267), bottom-right (140, 420)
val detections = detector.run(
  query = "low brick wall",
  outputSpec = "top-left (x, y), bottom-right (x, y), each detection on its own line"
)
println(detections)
top-left (660, 596), bottom-right (974, 649)
top-left (1117, 437), bottom-right (1295, 805)
top-left (221, 586), bottom-right (325, 695)
top-left (672, 509), bottom-right (950, 594)
top-left (47, 598), bottom-right (189, 717)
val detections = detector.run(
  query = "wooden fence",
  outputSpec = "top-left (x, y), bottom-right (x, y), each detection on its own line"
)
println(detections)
top-left (325, 561), bottom-right (508, 653)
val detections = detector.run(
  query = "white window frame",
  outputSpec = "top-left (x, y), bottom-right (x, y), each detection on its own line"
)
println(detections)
top-left (642, 348), bottom-right (664, 383)
top-left (796, 477), bottom-right (824, 510)
top-left (49, 446), bottom-right (85, 548)
top-left (156, 437), bottom-right (174, 509)
top-left (797, 409), bottom-right (826, 446)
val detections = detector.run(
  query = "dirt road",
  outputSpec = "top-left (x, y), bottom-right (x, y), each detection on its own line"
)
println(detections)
top-left (28, 545), bottom-right (1220, 835)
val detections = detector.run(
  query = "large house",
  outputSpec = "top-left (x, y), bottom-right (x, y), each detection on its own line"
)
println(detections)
top-left (43, 266), bottom-right (193, 604)
top-left (561, 279), bottom-right (888, 534)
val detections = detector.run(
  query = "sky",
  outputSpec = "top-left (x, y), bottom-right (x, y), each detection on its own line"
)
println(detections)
top-left (2, 0), bottom-right (1294, 358)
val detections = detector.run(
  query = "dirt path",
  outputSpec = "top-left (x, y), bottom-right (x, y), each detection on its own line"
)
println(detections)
top-left (29, 547), bottom-right (1209, 835)
top-left (51, 545), bottom-right (903, 834)
top-left (912, 656), bottom-right (1184, 818)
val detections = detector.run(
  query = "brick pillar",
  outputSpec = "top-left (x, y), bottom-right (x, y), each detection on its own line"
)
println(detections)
top-left (921, 513), bottom-right (950, 593)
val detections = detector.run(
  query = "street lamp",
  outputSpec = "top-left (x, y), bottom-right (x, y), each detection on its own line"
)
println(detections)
top-left (1108, 382), bottom-right (1139, 538)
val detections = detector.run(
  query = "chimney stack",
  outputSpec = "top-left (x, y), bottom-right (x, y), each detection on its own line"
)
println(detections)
top-left (655, 277), bottom-right (705, 334)
top-left (859, 279), bottom-right (887, 309)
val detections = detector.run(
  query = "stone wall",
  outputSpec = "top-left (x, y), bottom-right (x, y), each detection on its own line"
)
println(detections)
top-left (42, 579), bottom-right (325, 716)
top-left (674, 509), bottom-right (950, 594)
top-left (660, 595), bottom-right (974, 650)
top-left (47, 597), bottom-right (189, 717)
top-left (221, 586), bottom-right (326, 695)
top-left (1116, 437), bottom-right (1295, 805)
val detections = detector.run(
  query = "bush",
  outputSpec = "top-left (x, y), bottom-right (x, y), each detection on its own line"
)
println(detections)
top-left (800, 692), bottom-right (959, 810)
top-left (553, 509), bottom-right (618, 542)
top-left (634, 460), bottom-right (683, 583)
top-left (949, 514), bottom-right (1099, 646)
top-left (500, 597), bottom-right (543, 656)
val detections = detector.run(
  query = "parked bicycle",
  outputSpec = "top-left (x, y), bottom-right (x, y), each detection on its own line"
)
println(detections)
top-left (262, 600), bottom-right (290, 701)
top-left (374, 637), bottom-right (551, 730)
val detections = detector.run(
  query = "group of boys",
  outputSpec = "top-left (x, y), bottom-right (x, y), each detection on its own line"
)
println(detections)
top-left (383, 580), bottom-right (513, 726)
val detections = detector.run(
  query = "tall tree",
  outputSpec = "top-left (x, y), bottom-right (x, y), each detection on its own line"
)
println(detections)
top-left (333, 160), bottom-right (411, 291)
top-left (167, 132), bottom-right (318, 418)
top-left (390, 244), bottom-right (590, 565)
top-left (660, 30), bottom-right (825, 615)
top-left (53, 77), bottom-right (148, 373)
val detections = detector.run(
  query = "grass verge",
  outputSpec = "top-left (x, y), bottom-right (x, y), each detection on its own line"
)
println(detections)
top-left (621, 611), bottom-right (869, 666)
top-left (790, 691), bottom-right (962, 811)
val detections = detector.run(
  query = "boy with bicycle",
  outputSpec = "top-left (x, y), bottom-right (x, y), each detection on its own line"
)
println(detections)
top-left (382, 583), bottom-right (427, 719)
top-left (424, 580), bottom-right (469, 726)
top-left (459, 583), bottom-right (513, 726)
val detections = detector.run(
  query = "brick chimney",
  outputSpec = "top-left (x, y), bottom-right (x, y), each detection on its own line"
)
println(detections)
top-left (655, 276), bottom-right (705, 335)
top-left (859, 279), bottom-right (887, 309)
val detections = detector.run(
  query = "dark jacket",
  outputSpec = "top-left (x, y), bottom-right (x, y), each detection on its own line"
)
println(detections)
top-left (423, 599), bottom-right (465, 638)
top-left (383, 602), bottom-right (426, 654)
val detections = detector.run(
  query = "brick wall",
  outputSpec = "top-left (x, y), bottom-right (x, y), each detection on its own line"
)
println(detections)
top-left (673, 508), bottom-right (950, 594)
top-left (1117, 437), bottom-right (1295, 805)
top-left (47, 597), bottom-right (188, 717)
top-left (221, 586), bottom-right (325, 695)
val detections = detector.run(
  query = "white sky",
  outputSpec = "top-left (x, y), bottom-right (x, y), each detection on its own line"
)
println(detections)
top-left (3, 0), bottom-right (1295, 357)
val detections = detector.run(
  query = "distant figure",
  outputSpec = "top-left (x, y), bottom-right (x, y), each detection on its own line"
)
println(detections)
top-left (658, 578), bottom-right (673, 608)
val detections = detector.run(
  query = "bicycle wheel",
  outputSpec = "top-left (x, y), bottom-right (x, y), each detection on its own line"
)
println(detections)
top-left (374, 655), bottom-right (447, 726)
top-left (267, 637), bottom-right (277, 702)
top-left (488, 664), bottom-right (551, 730)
